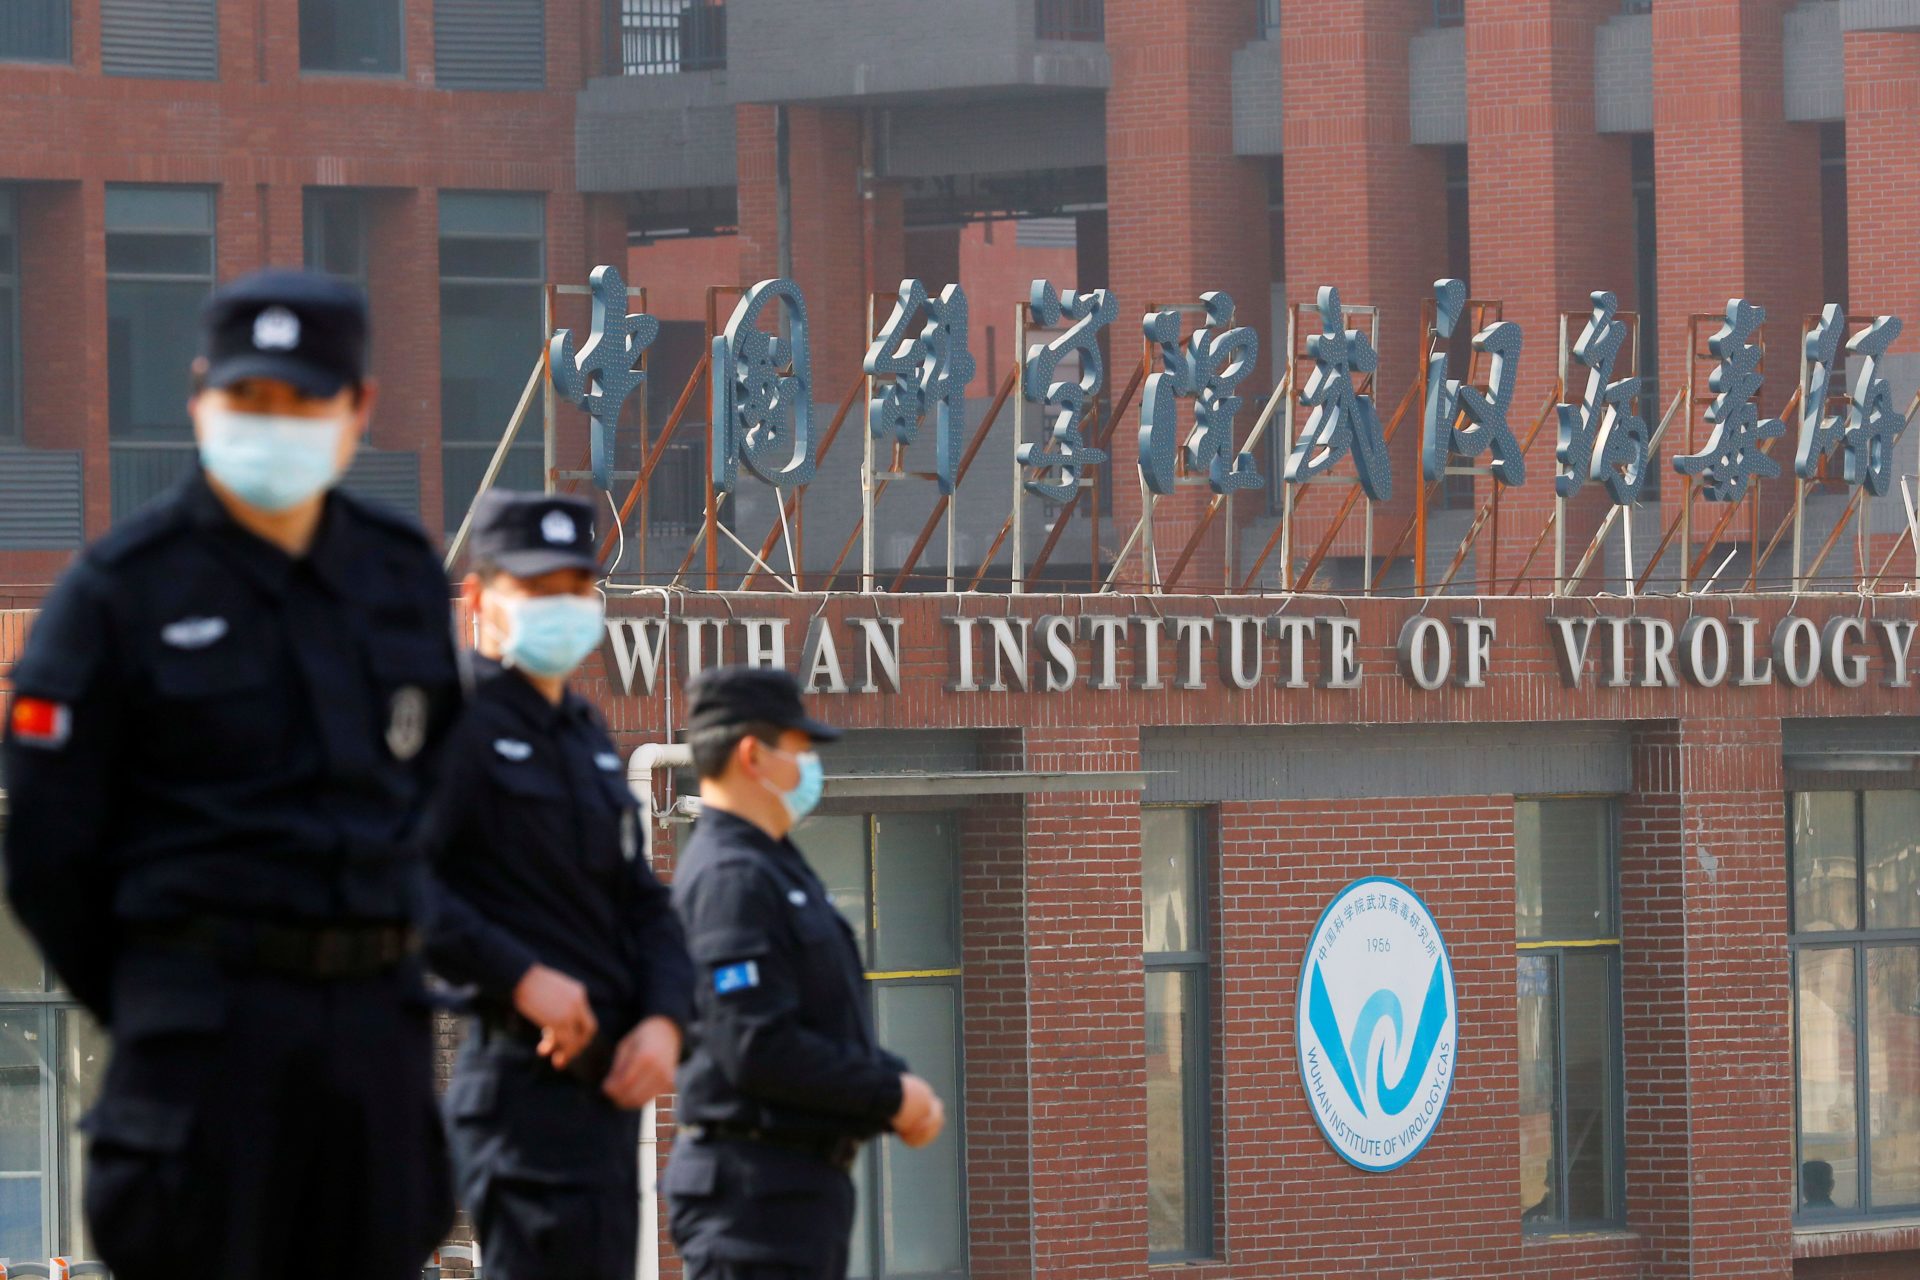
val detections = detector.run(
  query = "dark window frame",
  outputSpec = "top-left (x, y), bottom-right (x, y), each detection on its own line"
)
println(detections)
top-left (298, 0), bottom-right (405, 77)
top-left (104, 184), bottom-right (216, 458)
top-left (1789, 788), bottom-right (1920, 1224)
top-left (1142, 804), bottom-right (1215, 1263)
top-left (1515, 795), bottom-right (1628, 1235)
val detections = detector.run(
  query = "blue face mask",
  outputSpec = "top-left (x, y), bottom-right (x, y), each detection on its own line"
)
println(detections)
top-left (765, 748), bottom-right (824, 823)
top-left (198, 409), bottom-right (348, 512)
top-left (501, 593), bottom-right (605, 678)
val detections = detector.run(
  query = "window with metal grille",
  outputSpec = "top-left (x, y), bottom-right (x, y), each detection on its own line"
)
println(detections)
top-left (1516, 797), bottom-right (1625, 1232)
top-left (608, 0), bottom-right (725, 75)
top-left (1790, 789), bottom-right (1920, 1221)
top-left (799, 812), bottom-right (968, 1280)
top-left (300, 0), bottom-right (402, 74)
top-left (0, 0), bottom-right (69, 62)
top-left (1036, 0), bottom-right (1103, 40)
top-left (1143, 807), bottom-right (1213, 1261)
top-left (439, 191), bottom-right (546, 533)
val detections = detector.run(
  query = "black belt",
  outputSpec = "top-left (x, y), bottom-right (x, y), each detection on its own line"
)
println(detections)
top-left (130, 917), bottom-right (418, 980)
top-left (683, 1122), bottom-right (863, 1173)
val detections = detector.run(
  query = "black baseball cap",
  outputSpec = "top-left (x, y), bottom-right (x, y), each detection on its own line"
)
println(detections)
top-left (201, 268), bottom-right (368, 398)
top-left (687, 665), bottom-right (843, 743)
top-left (469, 490), bottom-right (599, 577)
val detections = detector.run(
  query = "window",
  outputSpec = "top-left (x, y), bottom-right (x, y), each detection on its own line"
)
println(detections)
top-left (798, 813), bottom-right (967, 1279)
top-left (300, 0), bottom-right (402, 75)
top-left (0, 189), bottom-right (18, 439)
top-left (304, 189), bottom-right (370, 290)
top-left (0, 838), bottom-right (106, 1265)
top-left (0, 0), bottom-right (69, 62)
top-left (1791, 790), bottom-right (1920, 1219)
top-left (1433, 0), bottom-right (1464, 26)
top-left (439, 191), bottom-right (545, 533)
top-left (608, 0), bottom-right (726, 76)
top-left (1516, 797), bottom-right (1624, 1231)
top-left (107, 186), bottom-right (215, 520)
top-left (1143, 807), bottom-right (1211, 1260)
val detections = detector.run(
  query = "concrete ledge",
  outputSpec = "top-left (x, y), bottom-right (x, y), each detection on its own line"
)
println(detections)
top-left (1794, 1217), bottom-right (1920, 1258)
top-left (1840, 0), bottom-right (1920, 31)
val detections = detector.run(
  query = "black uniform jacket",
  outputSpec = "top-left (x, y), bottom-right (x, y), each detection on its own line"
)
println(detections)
top-left (422, 658), bottom-right (693, 1037)
top-left (0, 473), bottom-right (463, 1020)
top-left (671, 807), bottom-right (905, 1140)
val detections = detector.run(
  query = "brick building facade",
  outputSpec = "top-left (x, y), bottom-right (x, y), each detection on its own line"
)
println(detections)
top-left (5, 0), bottom-right (1920, 1278)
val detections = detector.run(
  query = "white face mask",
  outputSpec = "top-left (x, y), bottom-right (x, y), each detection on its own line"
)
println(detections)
top-left (198, 408), bottom-right (348, 512)
top-left (498, 592), bottom-right (606, 678)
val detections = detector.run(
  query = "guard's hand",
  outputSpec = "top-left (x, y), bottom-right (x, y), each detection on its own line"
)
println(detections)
top-left (603, 1015), bottom-right (681, 1110)
top-left (513, 964), bottom-right (597, 1069)
top-left (891, 1073), bottom-right (945, 1149)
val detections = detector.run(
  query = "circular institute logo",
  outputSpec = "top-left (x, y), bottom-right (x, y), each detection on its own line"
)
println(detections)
top-left (1296, 876), bottom-right (1458, 1172)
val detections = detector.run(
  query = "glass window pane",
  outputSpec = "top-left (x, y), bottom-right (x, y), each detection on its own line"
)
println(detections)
top-left (0, 1007), bottom-right (48, 1262)
top-left (305, 191), bottom-right (368, 285)
top-left (1865, 792), bottom-right (1920, 932)
top-left (105, 186), bottom-right (212, 233)
top-left (300, 0), bottom-right (401, 73)
top-left (57, 1008), bottom-right (105, 1258)
top-left (1867, 944), bottom-right (1920, 1210)
top-left (1798, 947), bottom-right (1860, 1212)
top-left (438, 282), bottom-right (545, 440)
top-left (105, 233), bottom-right (215, 278)
top-left (1146, 967), bottom-right (1203, 1255)
top-left (439, 191), bottom-right (545, 238)
top-left (873, 813), bottom-right (957, 972)
top-left (1518, 953), bottom-right (1558, 1223)
top-left (1142, 808), bottom-right (1199, 955)
top-left (0, 281), bottom-right (16, 440)
top-left (797, 815), bottom-right (870, 966)
top-left (0, 0), bottom-right (71, 61)
top-left (1515, 798), bottom-right (1614, 941)
top-left (1794, 792), bottom-right (1860, 933)
top-left (439, 238), bottom-right (544, 281)
top-left (848, 1153), bottom-right (873, 1279)
top-left (1561, 951), bottom-right (1620, 1223)
top-left (109, 281), bottom-right (207, 439)
top-left (875, 983), bottom-right (964, 1275)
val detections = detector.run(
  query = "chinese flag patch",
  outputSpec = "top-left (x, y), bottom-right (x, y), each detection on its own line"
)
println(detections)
top-left (10, 697), bottom-right (71, 749)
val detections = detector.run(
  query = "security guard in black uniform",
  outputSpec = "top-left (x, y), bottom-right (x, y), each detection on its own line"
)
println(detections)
top-left (662, 667), bottom-right (947, 1280)
top-left (424, 489), bottom-right (694, 1280)
top-left (1, 269), bottom-right (459, 1280)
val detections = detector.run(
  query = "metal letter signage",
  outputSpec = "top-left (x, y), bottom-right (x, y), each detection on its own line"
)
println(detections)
top-left (1137, 292), bottom-right (1262, 496)
top-left (1842, 314), bottom-right (1905, 496)
top-left (711, 279), bottom-right (816, 494)
top-left (1554, 291), bottom-right (1647, 504)
top-left (550, 266), bottom-right (658, 491)
top-left (1423, 279), bottom-right (1525, 487)
top-left (1297, 877), bottom-right (1457, 1172)
top-left (866, 279), bottom-right (976, 495)
top-left (1672, 299), bottom-right (1784, 502)
top-left (1795, 303), bottom-right (1847, 481)
top-left (1019, 279), bottom-right (1116, 503)
top-left (1289, 285), bottom-right (1392, 501)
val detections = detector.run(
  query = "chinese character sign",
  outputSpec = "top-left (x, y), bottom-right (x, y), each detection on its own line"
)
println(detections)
top-left (1554, 291), bottom-right (1647, 505)
top-left (710, 279), bottom-right (816, 494)
top-left (1795, 303), bottom-right (1847, 481)
top-left (1136, 292), bottom-right (1261, 497)
top-left (1672, 298), bottom-right (1784, 503)
top-left (550, 265), bottom-right (658, 491)
top-left (1423, 279), bottom-right (1526, 488)
top-left (1019, 280), bottom-right (1116, 504)
top-left (1289, 285), bottom-right (1391, 502)
top-left (1842, 314), bottom-right (1906, 496)
top-left (866, 279), bottom-right (976, 496)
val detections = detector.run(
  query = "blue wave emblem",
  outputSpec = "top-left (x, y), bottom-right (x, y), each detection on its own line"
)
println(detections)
top-left (1306, 957), bottom-right (1449, 1118)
